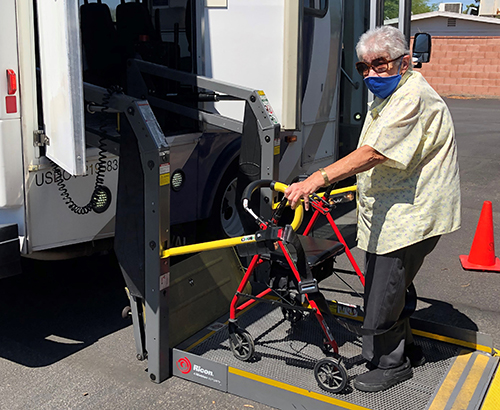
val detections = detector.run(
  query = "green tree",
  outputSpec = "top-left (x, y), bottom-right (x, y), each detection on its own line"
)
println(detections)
top-left (384, 0), bottom-right (438, 20)
top-left (463, 0), bottom-right (480, 14)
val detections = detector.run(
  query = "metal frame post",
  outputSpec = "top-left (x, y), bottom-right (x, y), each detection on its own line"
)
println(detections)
top-left (124, 102), bottom-right (171, 383)
top-left (399, 0), bottom-right (412, 45)
top-left (84, 84), bottom-right (172, 382)
top-left (369, 0), bottom-right (384, 29)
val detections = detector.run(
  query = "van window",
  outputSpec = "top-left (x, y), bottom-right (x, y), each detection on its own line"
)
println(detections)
top-left (305, 0), bottom-right (328, 17)
top-left (79, 0), bottom-right (198, 135)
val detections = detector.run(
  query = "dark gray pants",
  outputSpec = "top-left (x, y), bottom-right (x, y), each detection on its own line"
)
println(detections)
top-left (362, 236), bottom-right (440, 369)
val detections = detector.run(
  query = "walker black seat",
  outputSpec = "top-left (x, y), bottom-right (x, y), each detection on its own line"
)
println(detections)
top-left (299, 236), bottom-right (344, 267)
top-left (268, 235), bottom-right (344, 288)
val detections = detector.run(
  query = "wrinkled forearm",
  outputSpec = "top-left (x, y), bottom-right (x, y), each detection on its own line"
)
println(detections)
top-left (321, 145), bottom-right (387, 184)
top-left (284, 145), bottom-right (386, 210)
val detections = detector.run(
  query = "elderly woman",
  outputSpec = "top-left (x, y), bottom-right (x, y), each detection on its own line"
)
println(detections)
top-left (285, 25), bottom-right (460, 392)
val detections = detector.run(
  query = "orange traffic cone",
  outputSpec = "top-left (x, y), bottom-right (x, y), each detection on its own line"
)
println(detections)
top-left (460, 201), bottom-right (500, 272)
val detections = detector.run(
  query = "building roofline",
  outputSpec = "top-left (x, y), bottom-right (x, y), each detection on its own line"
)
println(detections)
top-left (385, 11), bottom-right (500, 25)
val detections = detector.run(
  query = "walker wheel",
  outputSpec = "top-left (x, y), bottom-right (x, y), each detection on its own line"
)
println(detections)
top-left (121, 306), bottom-right (132, 319)
top-left (321, 339), bottom-right (333, 354)
top-left (314, 357), bottom-right (348, 393)
top-left (229, 328), bottom-right (255, 361)
top-left (281, 307), bottom-right (303, 324)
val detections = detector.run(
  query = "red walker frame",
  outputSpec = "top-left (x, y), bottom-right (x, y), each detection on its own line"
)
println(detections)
top-left (229, 186), bottom-right (364, 355)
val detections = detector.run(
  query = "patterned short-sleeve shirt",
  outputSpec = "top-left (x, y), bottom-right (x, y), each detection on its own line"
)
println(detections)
top-left (356, 70), bottom-right (461, 254)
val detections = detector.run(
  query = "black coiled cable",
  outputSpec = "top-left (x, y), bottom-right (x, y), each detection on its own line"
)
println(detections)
top-left (52, 85), bottom-right (123, 215)
top-left (53, 163), bottom-right (94, 215)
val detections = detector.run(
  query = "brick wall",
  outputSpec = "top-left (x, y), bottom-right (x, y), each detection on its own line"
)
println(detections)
top-left (412, 36), bottom-right (500, 98)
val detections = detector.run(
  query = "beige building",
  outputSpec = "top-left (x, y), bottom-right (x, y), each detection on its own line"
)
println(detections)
top-left (387, 11), bottom-right (500, 98)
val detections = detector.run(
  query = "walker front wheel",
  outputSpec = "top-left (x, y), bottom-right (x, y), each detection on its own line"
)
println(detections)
top-left (229, 328), bottom-right (255, 361)
top-left (314, 357), bottom-right (348, 393)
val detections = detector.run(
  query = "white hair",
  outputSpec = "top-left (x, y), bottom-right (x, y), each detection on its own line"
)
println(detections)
top-left (356, 26), bottom-right (410, 61)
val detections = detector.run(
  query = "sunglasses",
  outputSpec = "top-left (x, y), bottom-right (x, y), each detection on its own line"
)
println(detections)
top-left (355, 54), bottom-right (406, 77)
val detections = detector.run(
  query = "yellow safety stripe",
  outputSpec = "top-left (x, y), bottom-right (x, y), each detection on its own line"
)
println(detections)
top-left (182, 295), bottom-right (496, 410)
top-left (184, 330), bottom-right (217, 353)
top-left (481, 363), bottom-right (500, 409)
top-left (428, 351), bottom-right (494, 410)
top-left (228, 367), bottom-right (370, 410)
top-left (323, 304), bottom-right (493, 356)
top-left (428, 350), bottom-right (472, 410)
top-left (451, 354), bottom-right (489, 410)
top-left (412, 329), bottom-right (492, 354)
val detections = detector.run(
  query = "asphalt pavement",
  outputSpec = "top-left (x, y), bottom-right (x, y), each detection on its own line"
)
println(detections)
top-left (1, 97), bottom-right (500, 410)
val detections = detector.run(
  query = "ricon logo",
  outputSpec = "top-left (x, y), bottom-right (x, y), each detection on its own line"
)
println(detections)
top-left (176, 357), bottom-right (192, 374)
top-left (193, 364), bottom-right (214, 376)
top-left (176, 357), bottom-right (216, 379)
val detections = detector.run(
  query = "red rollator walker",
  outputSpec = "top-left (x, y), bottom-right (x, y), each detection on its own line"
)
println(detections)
top-left (227, 179), bottom-right (363, 393)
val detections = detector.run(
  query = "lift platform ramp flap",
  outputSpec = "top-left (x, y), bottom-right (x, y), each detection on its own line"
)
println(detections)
top-left (168, 248), bottom-right (250, 348)
top-left (173, 300), bottom-right (500, 410)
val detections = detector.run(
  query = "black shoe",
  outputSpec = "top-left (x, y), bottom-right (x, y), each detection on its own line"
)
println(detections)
top-left (354, 357), bottom-right (413, 393)
top-left (406, 343), bottom-right (426, 367)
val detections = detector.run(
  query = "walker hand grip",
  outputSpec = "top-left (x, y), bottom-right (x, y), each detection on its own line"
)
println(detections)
top-left (241, 180), bottom-right (303, 231)
top-left (241, 179), bottom-right (273, 204)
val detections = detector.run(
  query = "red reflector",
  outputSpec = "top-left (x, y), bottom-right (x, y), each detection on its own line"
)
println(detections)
top-left (7, 69), bottom-right (17, 95)
top-left (6, 96), bottom-right (17, 113)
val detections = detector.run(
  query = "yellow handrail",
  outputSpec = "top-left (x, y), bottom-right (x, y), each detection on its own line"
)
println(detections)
top-left (272, 181), bottom-right (304, 231)
top-left (324, 185), bottom-right (357, 196)
top-left (161, 183), bottom-right (357, 259)
top-left (163, 234), bottom-right (256, 258)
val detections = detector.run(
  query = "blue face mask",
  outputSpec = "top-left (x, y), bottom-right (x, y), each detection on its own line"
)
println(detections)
top-left (364, 59), bottom-right (403, 99)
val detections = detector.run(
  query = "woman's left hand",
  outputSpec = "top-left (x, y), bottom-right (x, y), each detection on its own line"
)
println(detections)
top-left (284, 174), bottom-right (323, 211)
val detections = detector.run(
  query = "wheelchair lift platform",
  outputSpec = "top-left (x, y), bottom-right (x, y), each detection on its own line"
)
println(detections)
top-left (87, 74), bottom-right (499, 410)
top-left (173, 299), bottom-right (500, 410)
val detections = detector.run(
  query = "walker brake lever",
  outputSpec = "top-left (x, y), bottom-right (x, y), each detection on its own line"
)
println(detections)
top-left (310, 192), bottom-right (330, 207)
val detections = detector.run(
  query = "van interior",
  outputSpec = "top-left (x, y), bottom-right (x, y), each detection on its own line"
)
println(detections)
top-left (78, 0), bottom-right (198, 134)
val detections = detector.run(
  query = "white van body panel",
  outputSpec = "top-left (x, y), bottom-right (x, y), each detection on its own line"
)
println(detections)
top-left (36, 0), bottom-right (86, 176)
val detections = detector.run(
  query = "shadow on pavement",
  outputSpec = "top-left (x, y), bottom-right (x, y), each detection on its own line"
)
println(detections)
top-left (414, 296), bottom-right (479, 333)
top-left (0, 252), bottom-right (130, 367)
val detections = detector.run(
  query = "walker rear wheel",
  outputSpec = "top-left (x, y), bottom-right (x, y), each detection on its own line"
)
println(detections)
top-left (229, 328), bottom-right (255, 361)
top-left (314, 357), bottom-right (348, 393)
top-left (281, 307), bottom-right (303, 324)
top-left (281, 291), bottom-right (303, 324)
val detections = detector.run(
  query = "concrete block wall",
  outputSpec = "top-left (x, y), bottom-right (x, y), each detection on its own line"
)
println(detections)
top-left (412, 36), bottom-right (500, 98)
